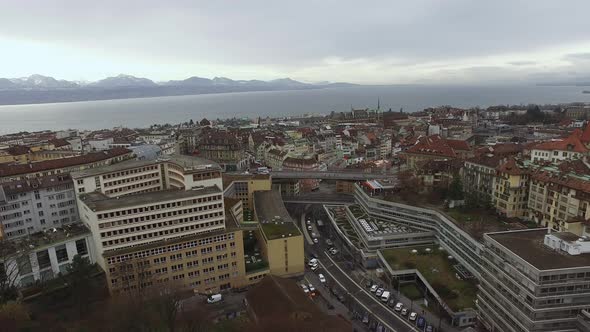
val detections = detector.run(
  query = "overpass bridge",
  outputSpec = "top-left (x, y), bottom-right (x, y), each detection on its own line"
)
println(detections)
top-left (268, 170), bottom-right (396, 181)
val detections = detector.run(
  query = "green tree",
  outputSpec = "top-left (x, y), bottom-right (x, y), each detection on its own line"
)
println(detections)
top-left (65, 255), bottom-right (97, 317)
top-left (448, 175), bottom-right (464, 200)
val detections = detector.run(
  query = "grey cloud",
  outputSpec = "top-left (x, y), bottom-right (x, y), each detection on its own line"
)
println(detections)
top-left (508, 61), bottom-right (536, 66)
top-left (1, 0), bottom-right (590, 83)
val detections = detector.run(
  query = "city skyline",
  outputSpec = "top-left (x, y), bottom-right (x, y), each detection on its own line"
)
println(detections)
top-left (2, 0), bottom-right (590, 85)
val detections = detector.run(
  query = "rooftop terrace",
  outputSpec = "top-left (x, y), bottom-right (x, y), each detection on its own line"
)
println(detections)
top-left (1, 223), bottom-right (90, 256)
top-left (488, 229), bottom-right (590, 270)
top-left (382, 245), bottom-right (478, 312)
top-left (254, 190), bottom-right (301, 240)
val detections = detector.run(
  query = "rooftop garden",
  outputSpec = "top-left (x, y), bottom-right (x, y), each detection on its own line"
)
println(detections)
top-left (382, 246), bottom-right (478, 312)
top-left (260, 222), bottom-right (300, 240)
top-left (325, 205), bottom-right (362, 248)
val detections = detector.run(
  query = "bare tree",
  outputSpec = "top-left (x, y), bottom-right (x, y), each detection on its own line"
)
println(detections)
top-left (0, 241), bottom-right (25, 303)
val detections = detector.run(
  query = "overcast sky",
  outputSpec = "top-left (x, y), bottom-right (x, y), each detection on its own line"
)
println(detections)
top-left (2, 0), bottom-right (590, 84)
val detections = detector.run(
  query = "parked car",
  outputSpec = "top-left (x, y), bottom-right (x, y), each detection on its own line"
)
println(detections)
top-left (375, 288), bottom-right (384, 297)
top-left (362, 313), bottom-right (369, 324)
top-left (426, 325), bottom-right (434, 332)
top-left (370, 285), bottom-right (378, 293)
top-left (308, 283), bottom-right (316, 292)
top-left (319, 274), bottom-right (326, 283)
top-left (401, 308), bottom-right (408, 316)
top-left (311, 264), bottom-right (319, 271)
top-left (330, 248), bottom-right (339, 255)
top-left (301, 284), bottom-right (309, 293)
top-left (394, 302), bottom-right (403, 312)
top-left (307, 225), bottom-right (312, 231)
top-left (417, 317), bottom-right (426, 328)
top-left (409, 312), bottom-right (417, 321)
top-left (388, 298), bottom-right (396, 308)
top-left (308, 258), bottom-right (318, 267)
top-left (306, 220), bottom-right (311, 225)
top-left (313, 238), bottom-right (319, 244)
top-left (326, 239), bottom-right (333, 246)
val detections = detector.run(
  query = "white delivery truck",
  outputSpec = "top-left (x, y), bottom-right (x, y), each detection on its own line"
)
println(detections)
top-left (381, 291), bottom-right (391, 302)
top-left (207, 293), bottom-right (223, 304)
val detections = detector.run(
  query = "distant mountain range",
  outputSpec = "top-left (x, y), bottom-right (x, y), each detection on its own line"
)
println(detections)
top-left (0, 74), bottom-right (358, 105)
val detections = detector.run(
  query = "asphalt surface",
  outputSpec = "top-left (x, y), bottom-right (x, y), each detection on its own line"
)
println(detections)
top-left (302, 207), bottom-right (422, 332)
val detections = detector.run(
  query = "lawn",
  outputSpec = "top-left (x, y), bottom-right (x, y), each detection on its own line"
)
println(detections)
top-left (400, 284), bottom-right (422, 300)
top-left (260, 222), bottom-right (300, 240)
top-left (382, 246), bottom-right (478, 312)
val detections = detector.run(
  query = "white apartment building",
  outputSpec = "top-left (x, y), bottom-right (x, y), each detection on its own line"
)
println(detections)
top-left (0, 174), bottom-right (79, 240)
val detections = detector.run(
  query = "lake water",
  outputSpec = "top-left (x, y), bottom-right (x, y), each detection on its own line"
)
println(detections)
top-left (0, 85), bottom-right (589, 134)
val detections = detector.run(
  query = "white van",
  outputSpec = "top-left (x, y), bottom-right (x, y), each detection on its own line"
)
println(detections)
top-left (381, 291), bottom-right (391, 302)
top-left (207, 293), bottom-right (223, 304)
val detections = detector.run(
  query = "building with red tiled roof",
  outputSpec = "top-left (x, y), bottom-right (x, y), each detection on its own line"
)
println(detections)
top-left (401, 135), bottom-right (471, 169)
top-left (581, 122), bottom-right (590, 145)
top-left (531, 133), bottom-right (589, 163)
top-left (0, 148), bottom-right (133, 183)
top-left (494, 157), bottom-right (529, 218)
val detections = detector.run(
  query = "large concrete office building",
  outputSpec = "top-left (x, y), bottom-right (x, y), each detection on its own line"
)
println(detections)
top-left (73, 155), bottom-right (249, 294)
top-left (478, 229), bottom-right (590, 332)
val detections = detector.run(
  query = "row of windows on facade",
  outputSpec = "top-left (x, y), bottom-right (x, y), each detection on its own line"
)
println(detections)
top-left (96, 195), bottom-right (222, 220)
top-left (94, 165), bottom-right (159, 181)
top-left (104, 180), bottom-right (161, 195)
top-left (99, 211), bottom-right (224, 238)
top-left (106, 233), bottom-right (234, 265)
top-left (111, 273), bottom-right (233, 287)
top-left (5, 187), bottom-right (72, 202)
top-left (101, 219), bottom-right (225, 248)
top-left (17, 239), bottom-right (89, 274)
top-left (102, 171), bottom-right (160, 188)
top-left (98, 204), bottom-right (223, 229)
top-left (4, 215), bottom-right (77, 238)
top-left (2, 204), bottom-right (75, 221)
top-left (112, 249), bottom-right (235, 275)
top-left (116, 261), bottom-right (236, 279)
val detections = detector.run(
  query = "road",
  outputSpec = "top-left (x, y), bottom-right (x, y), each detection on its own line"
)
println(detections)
top-left (284, 192), bottom-right (355, 204)
top-left (301, 207), bottom-right (421, 332)
top-left (270, 170), bottom-right (396, 181)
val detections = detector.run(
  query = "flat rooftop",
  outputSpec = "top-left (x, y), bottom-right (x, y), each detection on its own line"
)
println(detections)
top-left (1, 223), bottom-right (90, 256)
top-left (79, 186), bottom-right (221, 211)
top-left (72, 154), bottom-right (221, 178)
top-left (254, 190), bottom-right (301, 240)
top-left (71, 159), bottom-right (155, 178)
top-left (222, 172), bottom-right (270, 189)
top-left (488, 229), bottom-right (590, 270)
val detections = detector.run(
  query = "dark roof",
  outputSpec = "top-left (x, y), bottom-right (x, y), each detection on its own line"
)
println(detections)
top-left (7, 145), bottom-right (30, 156)
top-left (0, 148), bottom-right (132, 178)
top-left (49, 138), bottom-right (70, 148)
top-left (487, 229), bottom-right (590, 270)
top-left (79, 186), bottom-right (221, 211)
top-left (497, 157), bottom-right (528, 176)
top-left (534, 133), bottom-right (588, 153)
top-left (1, 174), bottom-right (73, 196)
top-left (405, 135), bottom-right (457, 158)
top-left (245, 275), bottom-right (351, 332)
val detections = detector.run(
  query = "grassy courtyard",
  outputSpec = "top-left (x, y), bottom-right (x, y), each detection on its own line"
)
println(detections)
top-left (382, 246), bottom-right (477, 312)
